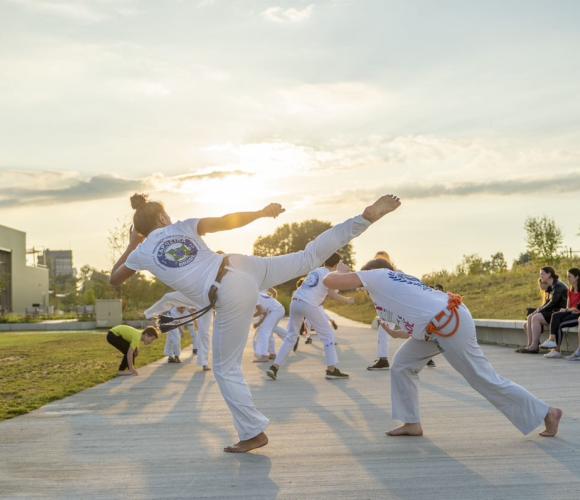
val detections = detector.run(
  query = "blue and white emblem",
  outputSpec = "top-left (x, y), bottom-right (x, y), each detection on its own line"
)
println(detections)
top-left (304, 271), bottom-right (320, 288)
top-left (155, 237), bottom-right (198, 268)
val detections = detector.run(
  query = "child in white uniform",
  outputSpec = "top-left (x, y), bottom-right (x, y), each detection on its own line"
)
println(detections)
top-left (164, 306), bottom-right (185, 363)
top-left (323, 260), bottom-right (563, 439)
top-left (145, 291), bottom-right (212, 371)
top-left (111, 192), bottom-right (401, 453)
top-left (267, 253), bottom-right (354, 381)
top-left (253, 290), bottom-right (287, 362)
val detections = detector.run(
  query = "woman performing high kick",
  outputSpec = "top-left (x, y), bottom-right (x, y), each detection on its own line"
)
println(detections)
top-left (110, 192), bottom-right (401, 453)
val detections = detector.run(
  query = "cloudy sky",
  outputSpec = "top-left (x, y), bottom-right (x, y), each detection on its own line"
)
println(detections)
top-left (1, 0), bottom-right (579, 276)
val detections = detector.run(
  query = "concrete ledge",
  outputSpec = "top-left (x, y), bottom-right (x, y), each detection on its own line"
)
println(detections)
top-left (475, 318), bottom-right (578, 351)
top-left (474, 319), bottom-right (525, 330)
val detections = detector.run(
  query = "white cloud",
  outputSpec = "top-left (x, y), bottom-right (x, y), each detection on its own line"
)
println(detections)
top-left (262, 4), bottom-right (314, 23)
top-left (0, 169), bottom-right (254, 209)
top-left (5, 0), bottom-right (139, 23)
top-left (275, 81), bottom-right (387, 118)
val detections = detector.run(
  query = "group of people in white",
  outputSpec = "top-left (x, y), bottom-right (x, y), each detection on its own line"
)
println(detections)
top-left (108, 192), bottom-right (563, 453)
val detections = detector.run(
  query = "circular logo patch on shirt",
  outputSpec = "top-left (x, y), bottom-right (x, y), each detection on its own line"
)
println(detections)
top-left (155, 237), bottom-right (198, 268)
top-left (304, 272), bottom-right (320, 287)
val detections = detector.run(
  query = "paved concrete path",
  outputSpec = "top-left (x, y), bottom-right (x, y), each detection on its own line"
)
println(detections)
top-left (1, 313), bottom-right (579, 499)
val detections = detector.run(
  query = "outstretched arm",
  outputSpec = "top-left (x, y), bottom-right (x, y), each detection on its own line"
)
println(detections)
top-left (323, 272), bottom-right (363, 291)
top-left (378, 319), bottom-right (408, 339)
top-left (327, 289), bottom-right (355, 305)
top-left (198, 203), bottom-right (285, 235)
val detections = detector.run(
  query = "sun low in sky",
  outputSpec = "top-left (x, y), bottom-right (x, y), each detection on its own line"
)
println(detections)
top-left (1, 0), bottom-right (579, 274)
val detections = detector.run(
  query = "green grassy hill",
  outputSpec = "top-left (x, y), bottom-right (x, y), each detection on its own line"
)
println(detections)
top-left (322, 259), bottom-right (579, 324)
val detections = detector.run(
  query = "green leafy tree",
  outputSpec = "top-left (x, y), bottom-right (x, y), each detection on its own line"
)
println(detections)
top-left (524, 216), bottom-right (563, 262)
top-left (456, 254), bottom-right (487, 275)
top-left (513, 252), bottom-right (533, 267)
top-left (488, 252), bottom-right (508, 273)
top-left (253, 219), bottom-right (355, 269)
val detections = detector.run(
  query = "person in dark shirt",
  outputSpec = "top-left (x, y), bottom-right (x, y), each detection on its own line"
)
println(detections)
top-left (517, 267), bottom-right (568, 354)
top-left (541, 268), bottom-right (580, 359)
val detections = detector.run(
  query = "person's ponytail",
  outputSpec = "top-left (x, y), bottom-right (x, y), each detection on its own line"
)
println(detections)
top-left (130, 193), bottom-right (165, 236)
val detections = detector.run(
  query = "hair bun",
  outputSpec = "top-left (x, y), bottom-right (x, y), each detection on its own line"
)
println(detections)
top-left (130, 193), bottom-right (148, 210)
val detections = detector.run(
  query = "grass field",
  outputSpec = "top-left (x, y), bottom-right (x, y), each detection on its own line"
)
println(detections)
top-left (0, 331), bottom-right (190, 421)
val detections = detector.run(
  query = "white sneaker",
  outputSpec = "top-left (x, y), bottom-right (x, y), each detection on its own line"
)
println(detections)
top-left (565, 352), bottom-right (580, 361)
top-left (543, 350), bottom-right (562, 359)
top-left (540, 339), bottom-right (558, 349)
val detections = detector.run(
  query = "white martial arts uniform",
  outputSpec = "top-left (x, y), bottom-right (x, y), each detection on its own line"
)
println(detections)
top-left (254, 293), bottom-right (287, 357)
top-left (275, 267), bottom-right (339, 367)
top-left (163, 307), bottom-right (183, 358)
top-left (144, 291), bottom-right (212, 368)
top-left (377, 324), bottom-right (390, 358)
top-left (126, 214), bottom-right (371, 441)
top-left (193, 313), bottom-right (212, 367)
top-left (357, 269), bottom-right (550, 435)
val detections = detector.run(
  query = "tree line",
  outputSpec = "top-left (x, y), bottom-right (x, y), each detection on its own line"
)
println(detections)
top-left (38, 214), bottom-right (576, 316)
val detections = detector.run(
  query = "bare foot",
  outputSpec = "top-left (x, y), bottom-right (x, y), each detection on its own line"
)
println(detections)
top-left (224, 432), bottom-right (268, 453)
top-left (540, 407), bottom-right (563, 437)
top-left (386, 423), bottom-right (423, 437)
top-left (362, 194), bottom-right (401, 223)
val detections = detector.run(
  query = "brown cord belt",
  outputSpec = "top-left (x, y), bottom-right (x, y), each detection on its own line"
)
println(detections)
top-left (158, 255), bottom-right (230, 333)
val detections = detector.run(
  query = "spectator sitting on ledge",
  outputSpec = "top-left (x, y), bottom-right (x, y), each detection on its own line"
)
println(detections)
top-left (517, 267), bottom-right (568, 354)
top-left (541, 268), bottom-right (580, 359)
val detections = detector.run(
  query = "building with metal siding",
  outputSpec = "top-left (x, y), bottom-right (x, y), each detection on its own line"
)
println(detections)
top-left (0, 224), bottom-right (49, 314)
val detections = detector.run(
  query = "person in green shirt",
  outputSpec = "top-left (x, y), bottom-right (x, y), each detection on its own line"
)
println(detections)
top-left (107, 324), bottom-right (160, 376)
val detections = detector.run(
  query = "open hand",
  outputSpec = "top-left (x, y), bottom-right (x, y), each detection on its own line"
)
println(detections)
top-left (262, 203), bottom-right (285, 218)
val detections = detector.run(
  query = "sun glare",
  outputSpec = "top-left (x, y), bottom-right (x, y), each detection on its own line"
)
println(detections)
top-left (180, 175), bottom-right (276, 214)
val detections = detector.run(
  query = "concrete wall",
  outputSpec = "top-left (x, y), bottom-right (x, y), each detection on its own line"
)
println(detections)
top-left (475, 319), bottom-right (579, 353)
top-left (0, 224), bottom-right (49, 314)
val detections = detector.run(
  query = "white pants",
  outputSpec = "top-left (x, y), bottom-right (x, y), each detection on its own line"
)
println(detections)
top-left (391, 305), bottom-right (550, 435)
top-left (164, 328), bottom-right (181, 357)
top-left (269, 325), bottom-right (288, 355)
top-left (144, 291), bottom-right (211, 366)
top-left (275, 300), bottom-right (338, 367)
top-left (212, 214), bottom-right (371, 440)
top-left (377, 325), bottom-right (390, 358)
top-left (254, 309), bottom-right (286, 357)
top-left (194, 312), bottom-right (211, 367)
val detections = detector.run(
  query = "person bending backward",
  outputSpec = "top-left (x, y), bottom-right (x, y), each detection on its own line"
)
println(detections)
top-left (323, 259), bottom-right (563, 438)
top-left (107, 324), bottom-right (159, 376)
top-left (267, 253), bottom-right (355, 381)
top-left (145, 291), bottom-right (212, 371)
top-left (253, 289), bottom-right (288, 362)
top-left (110, 192), bottom-right (401, 453)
